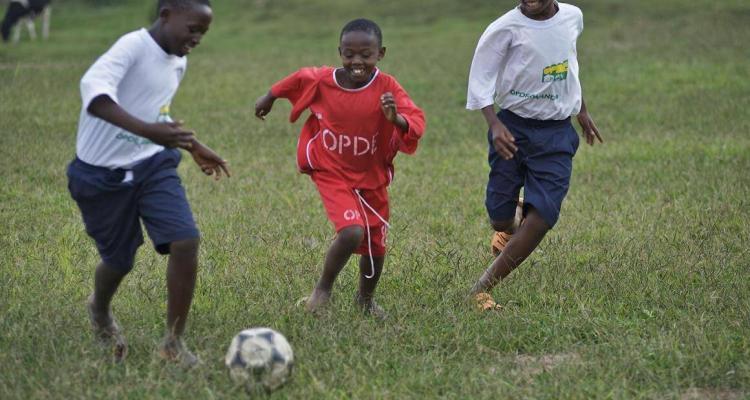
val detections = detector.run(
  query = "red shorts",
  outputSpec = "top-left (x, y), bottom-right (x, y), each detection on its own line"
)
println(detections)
top-left (311, 172), bottom-right (390, 257)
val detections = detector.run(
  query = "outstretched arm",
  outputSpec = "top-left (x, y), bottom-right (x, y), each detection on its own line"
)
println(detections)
top-left (187, 139), bottom-right (231, 180)
top-left (88, 95), bottom-right (196, 150)
top-left (89, 95), bottom-right (230, 179)
top-left (576, 97), bottom-right (603, 146)
top-left (254, 90), bottom-right (277, 120)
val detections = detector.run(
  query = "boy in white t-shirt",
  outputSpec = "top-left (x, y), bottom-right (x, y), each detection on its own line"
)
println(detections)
top-left (466, 0), bottom-right (603, 310)
top-left (66, 0), bottom-right (229, 365)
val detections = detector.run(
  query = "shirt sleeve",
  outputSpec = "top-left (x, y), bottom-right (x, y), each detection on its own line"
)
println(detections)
top-left (389, 79), bottom-right (426, 155)
top-left (79, 34), bottom-right (138, 112)
top-left (270, 67), bottom-right (320, 103)
top-left (466, 22), bottom-right (512, 110)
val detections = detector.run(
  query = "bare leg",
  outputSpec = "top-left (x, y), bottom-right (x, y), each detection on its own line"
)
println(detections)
top-left (306, 226), bottom-right (364, 313)
top-left (87, 261), bottom-right (128, 361)
top-left (356, 255), bottom-right (387, 319)
top-left (472, 207), bottom-right (550, 295)
top-left (159, 238), bottom-right (200, 367)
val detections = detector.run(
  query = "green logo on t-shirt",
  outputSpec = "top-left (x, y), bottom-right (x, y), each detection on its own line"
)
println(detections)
top-left (542, 60), bottom-right (568, 82)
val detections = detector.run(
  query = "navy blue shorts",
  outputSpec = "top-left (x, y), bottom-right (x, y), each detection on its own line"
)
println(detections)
top-left (486, 110), bottom-right (580, 228)
top-left (67, 149), bottom-right (200, 272)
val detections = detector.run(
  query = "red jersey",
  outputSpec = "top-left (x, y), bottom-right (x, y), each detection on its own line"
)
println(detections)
top-left (271, 66), bottom-right (426, 189)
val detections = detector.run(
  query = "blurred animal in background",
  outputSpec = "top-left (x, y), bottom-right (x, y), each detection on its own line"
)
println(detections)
top-left (1, 0), bottom-right (52, 43)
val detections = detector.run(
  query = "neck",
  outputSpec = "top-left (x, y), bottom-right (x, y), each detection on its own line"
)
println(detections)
top-left (336, 68), bottom-right (376, 89)
top-left (148, 23), bottom-right (170, 54)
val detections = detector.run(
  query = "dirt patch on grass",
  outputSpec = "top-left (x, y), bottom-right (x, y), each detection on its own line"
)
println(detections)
top-left (680, 388), bottom-right (744, 400)
top-left (512, 353), bottom-right (581, 381)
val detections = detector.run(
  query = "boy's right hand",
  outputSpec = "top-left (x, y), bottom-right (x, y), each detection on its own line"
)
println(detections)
top-left (490, 120), bottom-right (517, 160)
top-left (254, 92), bottom-right (276, 120)
top-left (142, 121), bottom-right (195, 150)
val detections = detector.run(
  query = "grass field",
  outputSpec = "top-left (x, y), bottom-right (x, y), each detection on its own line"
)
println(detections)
top-left (1, 0), bottom-right (749, 398)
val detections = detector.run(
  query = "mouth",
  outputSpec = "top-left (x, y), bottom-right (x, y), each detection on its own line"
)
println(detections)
top-left (350, 67), bottom-right (368, 79)
top-left (181, 43), bottom-right (195, 55)
top-left (521, 0), bottom-right (541, 10)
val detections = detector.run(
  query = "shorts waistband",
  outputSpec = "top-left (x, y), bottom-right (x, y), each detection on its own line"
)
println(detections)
top-left (73, 157), bottom-right (120, 173)
top-left (499, 109), bottom-right (571, 128)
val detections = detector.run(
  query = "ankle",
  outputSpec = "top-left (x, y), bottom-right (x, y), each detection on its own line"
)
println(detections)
top-left (313, 283), bottom-right (333, 295)
top-left (355, 292), bottom-right (374, 304)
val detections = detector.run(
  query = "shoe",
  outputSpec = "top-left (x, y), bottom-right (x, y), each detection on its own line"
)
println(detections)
top-left (491, 231), bottom-right (512, 257)
top-left (158, 336), bottom-right (200, 368)
top-left (474, 292), bottom-right (502, 311)
top-left (491, 198), bottom-right (524, 257)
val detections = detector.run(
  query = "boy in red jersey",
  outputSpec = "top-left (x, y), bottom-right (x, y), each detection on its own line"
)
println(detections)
top-left (254, 19), bottom-right (426, 319)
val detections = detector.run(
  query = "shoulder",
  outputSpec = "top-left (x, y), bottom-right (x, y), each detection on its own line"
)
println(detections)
top-left (292, 66), bottom-right (335, 83)
top-left (373, 70), bottom-right (404, 90)
top-left (558, 3), bottom-right (583, 19)
top-left (107, 29), bottom-right (148, 57)
top-left (114, 29), bottom-right (148, 48)
top-left (483, 7), bottom-right (523, 34)
top-left (477, 8), bottom-right (521, 45)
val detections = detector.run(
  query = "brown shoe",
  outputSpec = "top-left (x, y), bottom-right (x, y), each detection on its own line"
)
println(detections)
top-left (474, 292), bottom-right (503, 312)
top-left (491, 231), bottom-right (512, 257)
top-left (491, 198), bottom-right (524, 257)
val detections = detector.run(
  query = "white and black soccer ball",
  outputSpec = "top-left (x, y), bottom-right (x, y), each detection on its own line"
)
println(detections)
top-left (225, 327), bottom-right (294, 393)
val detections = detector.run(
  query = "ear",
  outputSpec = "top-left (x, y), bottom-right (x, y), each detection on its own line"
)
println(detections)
top-left (159, 6), bottom-right (171, 22)
top-left (378, 46), bottom-right (386, 60)
top-left (338, 46), bottom-right (342, 56)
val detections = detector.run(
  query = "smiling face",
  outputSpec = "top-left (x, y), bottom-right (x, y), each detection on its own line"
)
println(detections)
top-left (337, 30), bottom-right (385, 88)
top-left (159, 3), bottom-right (213, 57)
top-left (519, 0), bottom-right (558, 20)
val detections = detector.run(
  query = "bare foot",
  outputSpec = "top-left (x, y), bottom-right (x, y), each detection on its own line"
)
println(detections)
top-left (86, 294), bottom-right (128, 362)
top-left (158, 335), bottom-right (200, 368)
top-left (304, 287), bottom-right (331, 313)
top-left (355, 294), bottom-right (388, 320)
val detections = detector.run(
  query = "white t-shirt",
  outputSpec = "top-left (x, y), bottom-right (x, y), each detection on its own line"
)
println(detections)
top-left (76, 28), bottom-right (187, 169)
top-left (466, 3), bottom-right (583, 120)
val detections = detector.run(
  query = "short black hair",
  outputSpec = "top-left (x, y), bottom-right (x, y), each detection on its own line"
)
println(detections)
top-left (156, 0), bottom-right (211, 14)
top-left (340, 18), bottom-right (383, 47)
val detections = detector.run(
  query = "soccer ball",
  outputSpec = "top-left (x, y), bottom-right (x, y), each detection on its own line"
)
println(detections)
top-left (225, 327), bottom-right (294, 393)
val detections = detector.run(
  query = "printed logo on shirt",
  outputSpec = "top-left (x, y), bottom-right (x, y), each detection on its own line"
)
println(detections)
top-left (322, 129), bottom-right (379, 157)
top-left (542, 60), bottom-right (569, 82)
top-left (115, 132), bottom-right (153, 146)
top-left (509, 89), bottom-right (559, 101)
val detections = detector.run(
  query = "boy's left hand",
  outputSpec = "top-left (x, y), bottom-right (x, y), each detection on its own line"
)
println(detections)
top-left (576, 112), bottom-right (603, 146)
top-left (380, 92), bottom-right (398, 123)
top-left (189, 141), bottom-right (231, 180)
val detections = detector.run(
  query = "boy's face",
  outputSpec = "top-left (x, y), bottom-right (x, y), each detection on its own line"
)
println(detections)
top-left (519, 0), bottom-right (556, 18)
top-left (160, 3), bottom-right (213, 57)
top-left (338, 31), bottom-right (385, 85)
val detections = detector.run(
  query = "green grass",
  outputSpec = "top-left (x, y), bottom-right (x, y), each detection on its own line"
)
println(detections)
top-left (1, 0), bottom-right (749, 398)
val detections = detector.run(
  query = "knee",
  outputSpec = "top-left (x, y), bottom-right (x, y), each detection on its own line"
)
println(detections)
top-left (490, 219), bottom-right (514, 233)
top-left (337, 226), bottom-right (365, 248)
top-left (170, 238), bottom-right (200, 258)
